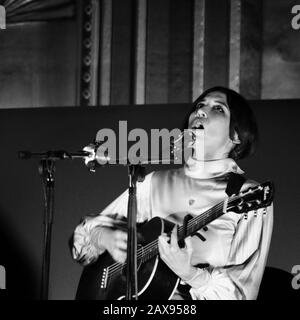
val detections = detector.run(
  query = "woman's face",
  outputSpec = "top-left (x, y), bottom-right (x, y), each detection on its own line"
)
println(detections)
top-left (188, 91), bottom-right (236, 160)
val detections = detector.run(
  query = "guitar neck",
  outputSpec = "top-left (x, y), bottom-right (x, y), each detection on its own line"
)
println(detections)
top-left (139, 199), bottom-right (229, 264)
top-left (180, 200), bottom-right (227, 239)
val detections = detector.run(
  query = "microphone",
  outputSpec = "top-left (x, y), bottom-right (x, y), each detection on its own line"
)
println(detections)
top-left (83, 129), bottom-right (196, 171)
top-left (18, 150), bottom-right (90, 160)
top-left (18, 130), bottom-right (196, 171)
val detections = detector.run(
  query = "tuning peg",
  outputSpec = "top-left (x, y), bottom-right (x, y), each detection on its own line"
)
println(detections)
top-left (193, 232), bottom-right (206, 242)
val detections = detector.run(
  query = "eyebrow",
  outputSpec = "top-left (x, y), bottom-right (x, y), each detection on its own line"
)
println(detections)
top-left (214, 100), bottom-right (229, 109)
top-left (197, 99), bottom-right (229, 110)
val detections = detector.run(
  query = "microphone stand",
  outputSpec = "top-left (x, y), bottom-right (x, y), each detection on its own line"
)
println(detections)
top-left (19, 149), bottom-right (147, 300)
top-left (39, 159), bottom-right (55, 300)
top-left (126, 164), bottom-right (145, 300)
top-left (19, 150), bottom-right (89, 300)
top-left (19, 135), bottom-right (189, 300)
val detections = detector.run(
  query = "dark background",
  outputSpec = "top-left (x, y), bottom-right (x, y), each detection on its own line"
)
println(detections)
top-left (0, 100), bottom-right (299, 299)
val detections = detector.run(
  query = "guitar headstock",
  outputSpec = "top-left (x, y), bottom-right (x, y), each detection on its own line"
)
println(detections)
top-left (228, 181), bottom-right (274, 214)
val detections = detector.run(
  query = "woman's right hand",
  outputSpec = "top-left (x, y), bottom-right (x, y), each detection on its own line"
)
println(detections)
top-left (101, 227), bottom-right (128, 264)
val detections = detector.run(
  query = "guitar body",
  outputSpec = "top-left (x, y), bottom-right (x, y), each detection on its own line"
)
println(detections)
top-left (75, 217), bottom-right (180, 300)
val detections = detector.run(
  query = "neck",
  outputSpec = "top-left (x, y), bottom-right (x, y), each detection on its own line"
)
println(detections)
top-left (191, 148), bottom-right (229, 162)
top-left (184, 156), bottom-right (244, 179)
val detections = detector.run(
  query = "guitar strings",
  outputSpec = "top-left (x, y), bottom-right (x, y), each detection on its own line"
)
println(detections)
top-left (106, 203), bottom-right (224, 278)
top-left (105, 195), bottom-right (240, 278)
top-left (106, 186), bottom-right (265, 279)
top-left (106, 197), bottom-right (235, 278)
top-left (106, 197), bottom-right (234, 278)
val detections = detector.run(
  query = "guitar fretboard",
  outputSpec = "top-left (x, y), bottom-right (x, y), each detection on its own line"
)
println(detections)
top-left (138, 197), bottom-right (231, 264)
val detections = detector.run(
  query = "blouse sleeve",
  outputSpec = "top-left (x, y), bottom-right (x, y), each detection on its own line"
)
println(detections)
top-left (185, 204), bottom-right (274, 300)
top-left (71, 172), bottom-right (154, 265)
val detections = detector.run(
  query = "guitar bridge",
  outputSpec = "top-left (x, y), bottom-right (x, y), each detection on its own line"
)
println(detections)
top-left (100, 268), bottom-right (108, 289)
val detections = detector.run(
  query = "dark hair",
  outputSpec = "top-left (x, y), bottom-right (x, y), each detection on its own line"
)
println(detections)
top-left (183, 86), bottom-right (258, 160)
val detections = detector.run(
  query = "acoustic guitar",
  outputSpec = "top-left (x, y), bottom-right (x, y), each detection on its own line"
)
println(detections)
top-left (76, 181), bottom-right (274, 300)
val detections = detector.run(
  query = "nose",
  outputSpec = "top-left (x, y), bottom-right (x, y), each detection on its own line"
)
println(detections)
top-left (196, 109), bottom-right (207, 119)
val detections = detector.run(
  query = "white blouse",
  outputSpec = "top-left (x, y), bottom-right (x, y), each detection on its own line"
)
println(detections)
top-left (72, 158), bottom-right (273, 300)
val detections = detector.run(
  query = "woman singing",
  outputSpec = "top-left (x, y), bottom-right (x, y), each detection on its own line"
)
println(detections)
top-left (71, 86), bottom-right (273, 300)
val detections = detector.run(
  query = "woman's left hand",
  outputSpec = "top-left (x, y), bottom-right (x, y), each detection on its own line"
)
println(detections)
top-left (158, 226), bottom-right (197, 281)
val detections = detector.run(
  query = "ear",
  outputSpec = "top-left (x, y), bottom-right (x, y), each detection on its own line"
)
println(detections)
top-left (232, 131), bottom-right (241, 145)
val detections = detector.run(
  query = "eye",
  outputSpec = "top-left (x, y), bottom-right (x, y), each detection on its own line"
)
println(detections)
top-left (214, 105), bottom-right (225, 113)
top-left (195, 103), bottom-right (204, 111)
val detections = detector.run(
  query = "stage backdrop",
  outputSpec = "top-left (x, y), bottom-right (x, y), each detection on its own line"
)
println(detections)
top-left (0, 100), bottom-right (299, 299)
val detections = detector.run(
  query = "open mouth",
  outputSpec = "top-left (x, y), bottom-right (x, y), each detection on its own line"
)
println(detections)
top-left (191, 122), bottom-right (204, 130)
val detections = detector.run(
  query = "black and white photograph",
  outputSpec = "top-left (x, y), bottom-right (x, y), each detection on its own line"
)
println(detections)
top-left (0, 0), bottom-right (299, 308)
